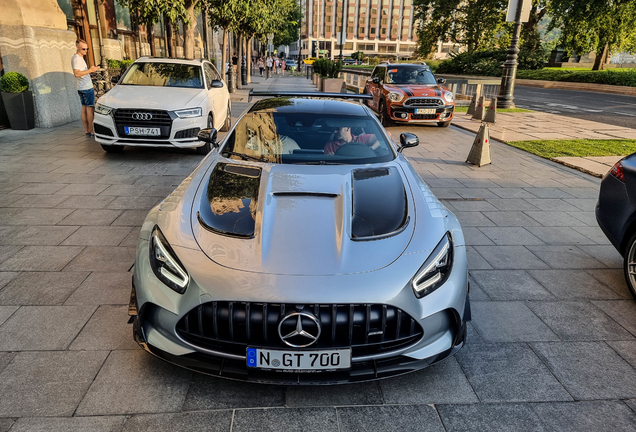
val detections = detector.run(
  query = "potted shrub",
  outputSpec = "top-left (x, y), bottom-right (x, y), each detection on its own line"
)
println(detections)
top-left (320, 60), bottom-right (345, 93)
top-left (0, 72), bottom-right (35, 130)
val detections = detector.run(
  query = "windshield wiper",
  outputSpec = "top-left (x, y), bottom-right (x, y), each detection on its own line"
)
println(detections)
top-left (222, 151), bottom-right (268, 162)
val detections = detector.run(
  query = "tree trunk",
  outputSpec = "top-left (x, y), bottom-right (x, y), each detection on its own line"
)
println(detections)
top-left (237, 33), bottom-right (243, 89)
top-left (183, 0), bottom-right (197, 60)
top-left (592, 40), bottom-right (609, 71)
top-left (165, 18), bottom-right (173, 58)
top-left (222, 29), bottom-right (229, 82)
top-left (148, 21), bottom-right (156, 57)
top-left (247, 36), bottom-right (252, 84)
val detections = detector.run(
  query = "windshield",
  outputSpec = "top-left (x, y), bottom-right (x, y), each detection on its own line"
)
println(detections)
top-left (221, 107), bottom-right (394, 165)
top-left (386, 67), bottom-right (436, 85)
top-left (121, 62), bottom-right (203, 88)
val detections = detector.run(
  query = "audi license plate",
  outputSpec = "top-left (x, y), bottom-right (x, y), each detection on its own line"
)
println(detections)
top-left (415, 109), bottom-right (436, 114)
top-left (125, 126), bottom-right (160, 136)
top-left (246, 347), bottom-right (351, 371)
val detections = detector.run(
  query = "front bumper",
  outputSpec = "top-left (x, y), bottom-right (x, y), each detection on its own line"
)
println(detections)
top-left (389, 104), bottom-right (454, 123)
top-left (596, 173), bottom-right (634, 254)
top-left (93, 111), bottom-right (206, 148)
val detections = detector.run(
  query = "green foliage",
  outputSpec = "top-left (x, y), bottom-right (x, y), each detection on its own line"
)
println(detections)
top-left (436, 49), bottom-right (546, 76)
top-left (548, 0), bottom-right (636, 70)
top-left (106, 59), bottom-right (134, 70)
top-left (351, 51), bottom-right (365, 61)
top-left (0, 72), bottom-right (29, 93)
top-left (516, 69), bottom-right (636, 87)
top-left (368, 57), bottom-right (381, 66)
top-left (313, 59), bottom-right (342, 78)
top-left (414, 0), bottom-right (507, 56)
top-left (272, 1), bottom-right (303, 46)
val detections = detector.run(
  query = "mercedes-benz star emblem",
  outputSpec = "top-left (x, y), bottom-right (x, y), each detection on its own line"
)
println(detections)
top-left (278, 312), bottom-right (321, 348)
top-left (132, 112), bottom-right (152, 121)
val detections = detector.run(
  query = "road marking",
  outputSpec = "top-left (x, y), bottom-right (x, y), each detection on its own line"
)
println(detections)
top-left (613, 101), bottom-right (636, 107)
top-left (613, 112), bottom-right (636, 117)
top-left (581, 108), bottom-right (604, 112)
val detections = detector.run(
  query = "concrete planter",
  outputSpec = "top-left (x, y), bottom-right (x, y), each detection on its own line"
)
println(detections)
top-left (321, 78), bottom-right (346, 93)
top-left (1, 91), bottom-right (35, 130)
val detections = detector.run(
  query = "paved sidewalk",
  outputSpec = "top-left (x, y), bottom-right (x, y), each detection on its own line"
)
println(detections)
top-left (453, 111), bottom-right (636, 177)
top-left (0, 75), bottom-right (635, 431)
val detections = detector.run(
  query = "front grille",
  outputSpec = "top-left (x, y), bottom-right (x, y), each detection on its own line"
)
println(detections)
top-left (176, 302), bottom-right (423, 358)
top-left (113, 109), bottom-right (173, 139)
top-left (94, 123), bottom-right (114, 136)
top-left (403, 98), bottom-right (443, 107)
top-left (411, 114), bottom-right (438, 120)
top-left (175, 127), bottom-right (200, 139)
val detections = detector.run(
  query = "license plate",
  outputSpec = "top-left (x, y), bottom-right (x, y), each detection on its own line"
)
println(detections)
top-left (246, 347), bottom-right (351, 371)
top-left (415, 109), bottom-right (436, 114)
top-left (125, 127), bottom-right (160, 136)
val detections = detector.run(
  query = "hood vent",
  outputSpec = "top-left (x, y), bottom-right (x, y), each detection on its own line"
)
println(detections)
top-left (198, 163), bottom-right (262, 238)
top-left (351, 167), bottom-right (409, 240)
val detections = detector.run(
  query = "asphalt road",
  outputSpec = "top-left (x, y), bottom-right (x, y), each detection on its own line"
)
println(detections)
top-left (514, 85), bottom-right (636, 129)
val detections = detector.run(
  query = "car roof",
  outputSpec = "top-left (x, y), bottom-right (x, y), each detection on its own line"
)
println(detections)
top-left (133, 57), bottom-right (206, 66)
top-left (249, 97), bottom-right (369, 116)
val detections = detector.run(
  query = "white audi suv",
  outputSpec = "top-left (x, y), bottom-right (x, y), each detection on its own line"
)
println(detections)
top-left (93, 57), bottom-right (231, 154)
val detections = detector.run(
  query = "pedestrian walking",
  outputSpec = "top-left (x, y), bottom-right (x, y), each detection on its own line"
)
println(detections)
top-left (281, 59), bottom-right (286, 76)
top-left (71, 39), bottom-right (99, 138)
top-left (266, 56), bottom-right (273, 74)
top-left (274, 58), bottom-right (280, 74)
top-left (257, 58), bottom-right (264, 77)
top-left (232, 54), bottom-right (238, 73)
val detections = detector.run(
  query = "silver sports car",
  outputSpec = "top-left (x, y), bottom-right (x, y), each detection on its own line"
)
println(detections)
top-left (129, 92), bottom-right (470, 384)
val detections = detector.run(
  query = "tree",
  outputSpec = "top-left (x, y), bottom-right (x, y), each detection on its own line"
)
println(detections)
top-left (548, 0), bottom-right (636, 70)
top-left (351, 51), bottom-right (365, 61)
top-left (413, 0), bottom-right (508, 57)
top-left (521, 0), bottom-right (548, 53)
top-left (118, 0), bottom-right (202, 59)
top-left (272, 1), bottom-right (303, 47)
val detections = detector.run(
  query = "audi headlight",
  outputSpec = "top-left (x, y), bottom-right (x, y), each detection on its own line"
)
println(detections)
top-left (444, 91), bottom-right (454, 103)
top-left (149, 226), bottom-right (189, 294)
top-left (174, 107), bottom-right (202, 118)
top-left (388, 91), bottom-right (404, 102)
top-left (95, 103), bottom-right (113, 116)
top-left (412, 232), bottom-right (453, 298)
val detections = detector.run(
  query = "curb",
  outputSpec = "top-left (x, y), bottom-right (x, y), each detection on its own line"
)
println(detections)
top-left (516, 79), bottom-right (636, 97)
top-left (548, 158), bottom-right (605, 178)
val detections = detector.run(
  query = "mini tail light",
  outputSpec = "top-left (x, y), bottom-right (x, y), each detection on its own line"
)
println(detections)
top-left (610, 162), bottom-right (625, 182)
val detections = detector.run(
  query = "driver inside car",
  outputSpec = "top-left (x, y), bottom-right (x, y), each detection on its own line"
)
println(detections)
top-left (323, 126), bottom-right (380, 155)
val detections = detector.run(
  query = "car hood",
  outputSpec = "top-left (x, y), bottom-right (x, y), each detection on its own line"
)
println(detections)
top-left (189, 161), bottom-right (417, 276)
top-left (99, 85), bottom-right (205, 110)
top-left (385, 85), bottom-right (448, 98)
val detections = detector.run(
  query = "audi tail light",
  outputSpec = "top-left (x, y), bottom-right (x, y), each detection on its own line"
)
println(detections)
top-left (610, 162), bottom-right (625, 182)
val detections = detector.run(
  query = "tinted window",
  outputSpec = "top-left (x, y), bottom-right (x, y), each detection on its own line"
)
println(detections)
top-left (203, 64), bottom-right (214, 87)
top-left (121, 62), bottom-right (203, 88)
top-left (221, 107), bottom-right (394, 165)
top-left (377, 67), bottom-right (386, 82)
top-left (385, 67), bottom-right (436, 85)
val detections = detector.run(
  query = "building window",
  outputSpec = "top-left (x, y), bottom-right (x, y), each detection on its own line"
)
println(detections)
top-left (402, 28), bottom-right (409, 35)
top-left (348, 26), bottom-right (354, 33)
top-left (378, 44), bottom-right (396, 53)
top-left (381, 18), bottom-right (387, 24)
top-left (399, 45), bottom-right (415, 52)
top-left (335, 42), bottom-right (354, 50)
top-left (326, 15), bottom-right (332, 23)
top-left (371, 27), bottom-right (376, 34)
top-left (359, 27), bottom-right (365, 34)
top-left (349, 6), bottom-right (355, 13)
top-left (360, 7), bottom-right (366, 12)
top-left (371, 8), bottom-right (377, 14)
top-left (326, 25), bottom-right (332, 32)
top-left (403, 9), bottom-right (411, 16)
top-left (326, 5), bottom-right (333, 12)
top-left (381, 27), bottom-right (386, 35)
top-left (391, 27), bottom-right (398, 35)
top-left (358, 43), bottom-right (375, 50)
top-left (371, 18), bottom-right (377, 24)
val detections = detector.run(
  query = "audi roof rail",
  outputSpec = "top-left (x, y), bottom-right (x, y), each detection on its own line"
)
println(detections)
top-left (248, 90), bottom-right (372, 103)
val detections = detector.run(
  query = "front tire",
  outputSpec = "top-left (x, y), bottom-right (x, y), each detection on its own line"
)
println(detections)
top-left (101, 144), bottom-right (124, 153)
top-left (438, 120), bottom-right (451, 128)
top-left (624, 232), bottom-right (636, 300)
top-left (220, 103), bottom-right (231, 132)
top-left (197, 114), bottom-right (214, 155)
top-left (379, 101), bottom-right (392, 127)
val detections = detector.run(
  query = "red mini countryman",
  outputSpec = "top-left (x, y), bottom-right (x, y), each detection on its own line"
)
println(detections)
top-left (364, 63), bottom-right (455, 127)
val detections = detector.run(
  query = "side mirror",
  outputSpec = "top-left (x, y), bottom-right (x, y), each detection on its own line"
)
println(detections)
top-left (210, 79), bottom-right (224, 88)
top-left (437, 77), bottom-right (446, 85)
top-left (110, 75), bottom-right (120, 84)
top-left (372, 77), bottom-right (380, 84)
top-left (398, 133), bottom-right (419, 152)
top-left (198, 128), bottom-right (218, 147)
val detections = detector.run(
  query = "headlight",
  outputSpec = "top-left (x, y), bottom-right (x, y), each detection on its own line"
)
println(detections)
top-left (174, 107), bottom-right (202, 118)
top-left (412, 232), bottom-right (453, 298)
top-left (149, 226), bottom-right (189, 294)
top-left (95, 103), bottom-right (113, 115)
top-left (388, 91), bottom-right (404, 102)
top-left (444, 91), bottom-right (454, 103)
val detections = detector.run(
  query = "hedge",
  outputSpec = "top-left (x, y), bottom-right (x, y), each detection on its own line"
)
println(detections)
top-left (516, 69), bottom-right (636, 87)
top-left (436, 49), bottom-right (546, 77)
top-left (106, 58), bottom-right (134, 70)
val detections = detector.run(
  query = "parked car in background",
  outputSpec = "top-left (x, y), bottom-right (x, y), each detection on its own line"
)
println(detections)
top-left (129, 91), bottom-right (470, 384)
top-left (342, 58), bottom-right (357, 65)
top-left (285, 60), bottom-right (297, 72)
top-left (596, 153), bottom-right (636, 299)
top-left (93, 57), bottom-right (231, 154)
top-left (364, 63), bottom-right (455, 127)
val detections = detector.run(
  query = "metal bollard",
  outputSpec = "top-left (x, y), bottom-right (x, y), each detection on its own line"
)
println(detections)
top-left (227, 71), bottom-right (235, 93)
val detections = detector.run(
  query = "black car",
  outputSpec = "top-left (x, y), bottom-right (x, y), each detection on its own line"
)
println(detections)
top-left (596, 153), bottom-right (636, 299)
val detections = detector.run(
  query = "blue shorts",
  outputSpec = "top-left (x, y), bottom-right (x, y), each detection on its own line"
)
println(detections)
top-left (77, 89), bottom-right (95, 107)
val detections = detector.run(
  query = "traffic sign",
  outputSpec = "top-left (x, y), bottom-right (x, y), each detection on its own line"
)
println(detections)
top-left (506, 0), bottom-right (531, 22)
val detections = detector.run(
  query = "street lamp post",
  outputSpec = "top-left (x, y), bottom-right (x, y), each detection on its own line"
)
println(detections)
top-left (339, 0), bottom-right (346, 61)
top-left (497, 0), bottom-right (524, 109)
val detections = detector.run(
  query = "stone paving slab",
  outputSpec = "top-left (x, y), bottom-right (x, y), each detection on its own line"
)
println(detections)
top-left (0, 75), bottom-right (634, 429)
